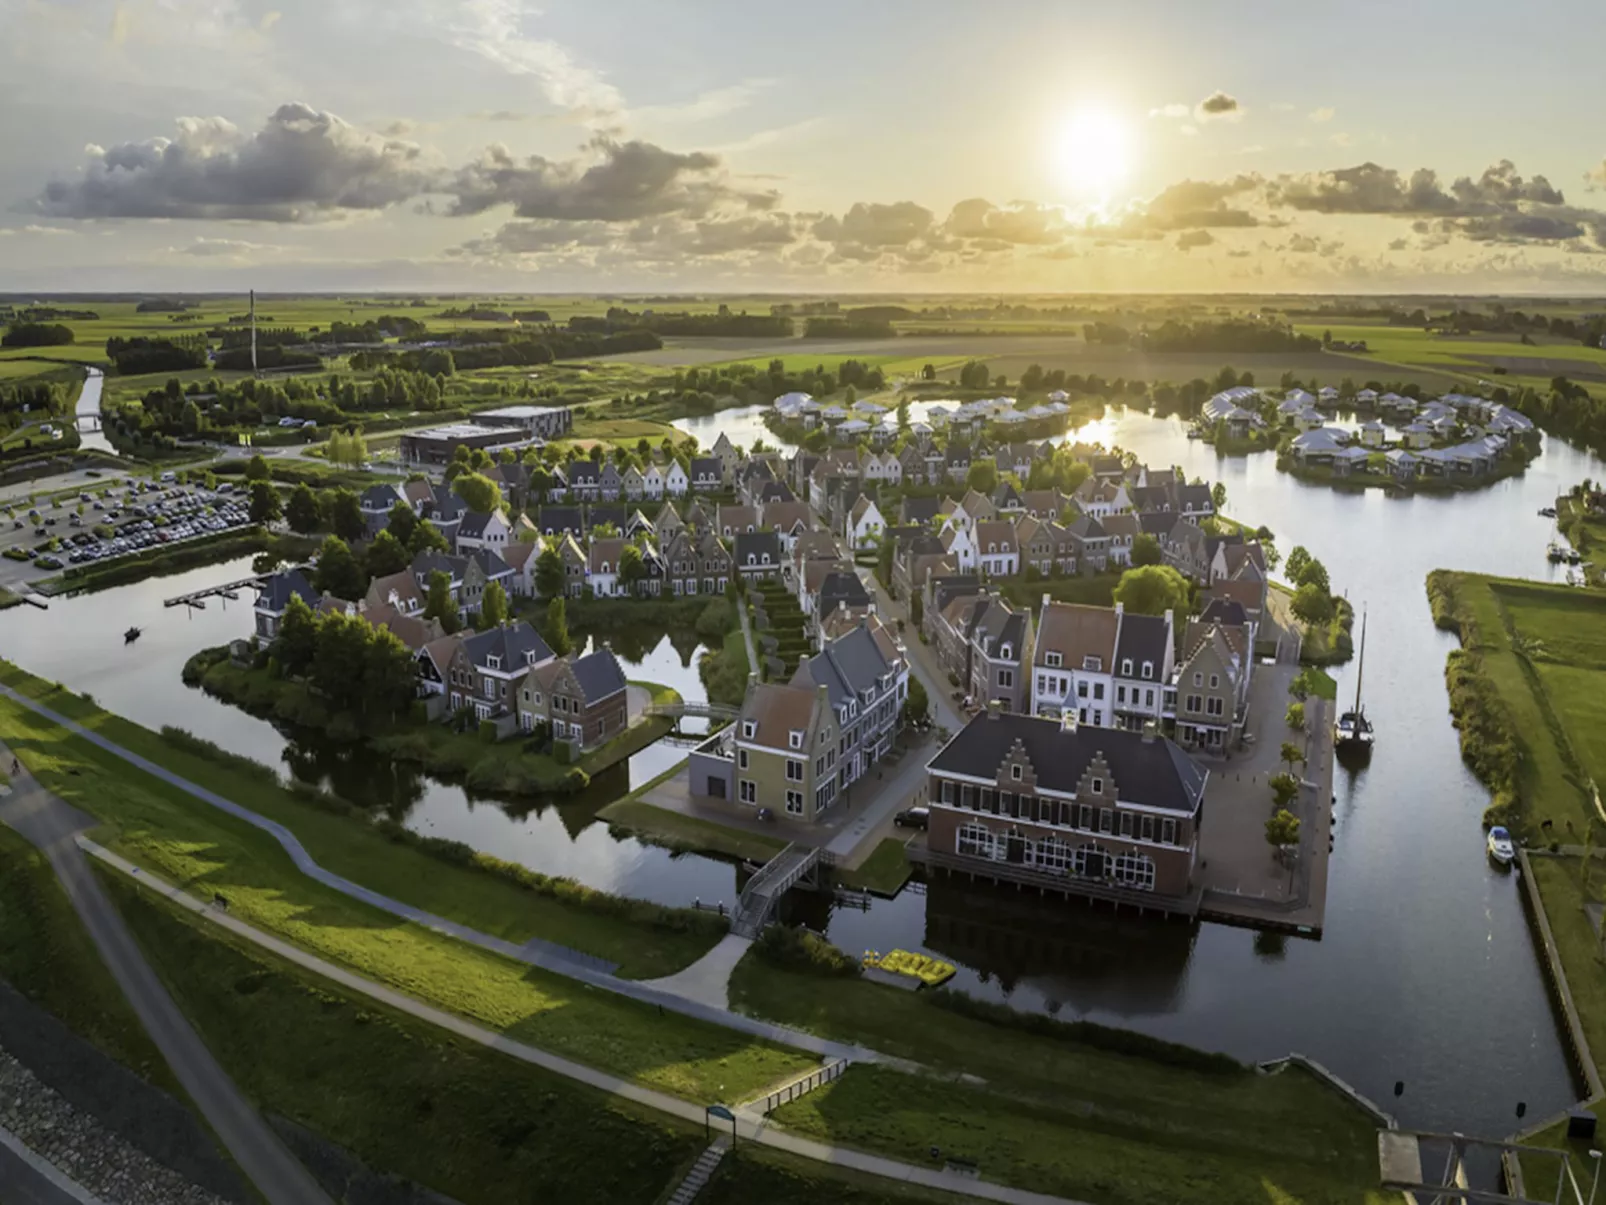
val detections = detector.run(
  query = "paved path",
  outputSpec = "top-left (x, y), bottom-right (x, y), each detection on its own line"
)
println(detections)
top-left (0, 1124), bottom-right (103, 1205)
top-left (736, 591), bottom-right (759, 673)
top-left (92, 844), bottom-right (1093, 1205)
top-left (644, 934), bottom-right (753, 1010)
top-left (0, 746), bottom-right (332, 1205)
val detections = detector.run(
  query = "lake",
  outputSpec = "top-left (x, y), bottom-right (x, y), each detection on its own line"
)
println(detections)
top-left (3, 405), bottom-right (1599, 1134)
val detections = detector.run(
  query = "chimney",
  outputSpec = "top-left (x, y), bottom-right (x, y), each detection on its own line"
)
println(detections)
top-left (986, 699), bottom-right (1001, 721)
top-left (1163, 608), bottom-right (1174, 631)
top-left (1142, 719), bottom-right (1158, 744)
top-left (1061, 709), bottom-right (1078, 734)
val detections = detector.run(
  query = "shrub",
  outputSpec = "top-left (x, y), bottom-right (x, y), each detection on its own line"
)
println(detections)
top-left (478, 720), bottom-right (498, 744)
top-left (753, 925), bottom-right (859, 978)
top-left (1285, 701), bottom-right (1306, 730)
top-left (160, 726), bottom-right (282, 787)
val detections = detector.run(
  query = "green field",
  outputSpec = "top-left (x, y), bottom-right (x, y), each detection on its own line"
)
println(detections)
top-left (838, 838), bottom-right (912, 895)
top-left (108, 871), bottom-right (707, 1205)
top-left (704, 1146), bottom-right (971, 1205)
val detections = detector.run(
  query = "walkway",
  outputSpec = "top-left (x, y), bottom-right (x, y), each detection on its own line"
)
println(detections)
top-left (736, 591), bottom-right (759, 673)
top-left (0, 743), bottom-right (332, 1205)
top-left (91, 843), bottom-right (1095, 1205)
top-left (0, 1125), bottom-right (101, 1205)
top-left (644, 934), bottom-right (753, 1010)
top-left (854, 566), bottom-right (964, 732)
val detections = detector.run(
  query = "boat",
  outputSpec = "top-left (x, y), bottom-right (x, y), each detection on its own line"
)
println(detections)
top-left (1486, 825), bottom-right (1515, 866)
top-left (1335, 606), bottom-right (1375, 752)
top-left (1547, 542), bottom-right (1568, 564)
top-left (861, 948), bottom-right (956, 987)
top-left (123, 626), bottom-right (141, 643)
top-left (1538, 506), bottom-right (1557, 518)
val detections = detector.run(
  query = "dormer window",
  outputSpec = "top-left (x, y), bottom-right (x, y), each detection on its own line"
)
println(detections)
top-left (486, 654), bottom-right (501, 670)
top-left (525, 650), bottom-right (538, 665)
top-left (742, 720), bottom-right (757, 739)
top-left (1142, 660), bottom-right (1154, 680)
top-left (1045, 652), bottom-right (1063, 668)
top-left (1083, 656), bottom-right (1102, 672)
top-left (1121, 658), bottom-right (1133, 676)
top-left (1001, 644), bottom-right (1012, 660)
top-left (788, 730), bottom-right (803, 749)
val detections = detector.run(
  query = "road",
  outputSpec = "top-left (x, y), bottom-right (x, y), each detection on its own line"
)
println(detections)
top-left (0, 750), bottom-right (332, 1205)
top-left (0, 1128), bottom-right (94, 1205)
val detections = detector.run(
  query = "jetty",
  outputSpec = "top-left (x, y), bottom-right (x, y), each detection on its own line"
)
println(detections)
top-left (164, 573), bottom-right (273, 609)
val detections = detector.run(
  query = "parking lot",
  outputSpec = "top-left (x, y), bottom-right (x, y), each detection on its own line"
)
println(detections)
top-left (0, 476), bottom-right (252, 590)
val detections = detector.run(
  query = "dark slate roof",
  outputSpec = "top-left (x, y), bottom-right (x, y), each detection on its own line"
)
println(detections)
top-left (461, 622), bottom-right (553, 671)
top-left (992, 483), bottom-right (1023, 510)
top-left (691, 457), bottom-right (723, 479)
top-left (456, 510), bottom-right (496, 541)
top-left (818, 570), bottom-right (871, 615)
top-left (1139, 511), bottom-right (1178, 536)
top-left (567, 461), bottom-right (600, 484)
top-left (588, 504), bottom-right (627, 531)
top-left (799, 623), bottom-right (896, 713)
top-left (411, 550), bottom-right (464, 584)
top-left (928, 574), bottom-right (982, 616)
top-left (1199, 598), bottom-right (1249, 628)
top-left (900, 533), bottom-right (947, 558)
top-left (572, 648), bottom-right (628, 703)
top-left (538, 506), bottom-right (584, 533)
top-left (1131, 486), bottom-right (1172, 512)
top-left (432, 490), bottom-right (469, 523)
top-left (759, 481), bottom-right (795, 503)
top-left (945, 443), bottom-right (972, 466)
top-left (1066, 514), bottom-right (1106, 539)
top-left (1091, 455), bottom-right (1124, 478)
top-left (599, 462), bottom-right (622, 485)
top-left (930, 712), bottom-right (1207, 814)
top-left (465, 548), bottom-right (513, 579)
top-left (734, 531), bottom-right (782, 563)
top-left (1176, 483), bottom-right (1214, 508)
top-left (360, 484), bottom-right (403, 512)
top-left (257, 568), bottom-right (319, 611)
top-left (1114, 611), bottom-right (1172, 671)
top-left (900, 496), bottom-right (941, 526)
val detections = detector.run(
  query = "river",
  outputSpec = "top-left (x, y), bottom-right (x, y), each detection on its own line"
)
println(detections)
top-left (3, 406), bottom-right (1599, 1135)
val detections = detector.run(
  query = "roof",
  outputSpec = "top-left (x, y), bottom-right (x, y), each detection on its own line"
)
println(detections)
top-left (588, 537), bottom-right (627, 573)
top-left (900, 496), bottom-right (941, 526)
top-left (461, 621), bottom-right (553, 672)
top-left (762, 500), bottom-right (811, 532)
top-left (741, 682), bottom-right (825, 752)
top-left (411, 549), bottom-right (463, 585)
top-left (537, 506), bottom-right (583, 532)
top-left (256, 568), bottom-right (319, 611)
top-left (794, 621), bottom-right (903, 716)
top-left (360, 484), bottom-right (403, 511)
top-left (566, 461), bottom-right (600, 484)
top-left (1114, 611), bottom-right (1171, 673)
top-left (367, 569), bottom-right (423, 610)
top-left (464, 548), bottom-right (514, 579)
top-left (734, 530), bottom-right (782, 563)
top-left (973, 520), bottom-right (1017, 552)
top-left (456, 510), bottom-right (501, 541)
top-left (930, 711), bottom-right (1207, 813)
top-left (1199, 597), bottom-right (1248, 628)
top-left (970, 596), bottom-right (1027, 660)
top-left (571, 648), bottom-right (628, 704)
top-left (691, 457), bottom-right (723, 478)
top-left (1035, 601), bottom-right (1120, 667)
top-left (818, 569), bottom-right (871, 615)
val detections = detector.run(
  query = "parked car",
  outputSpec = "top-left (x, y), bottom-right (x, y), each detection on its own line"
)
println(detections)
top-left (894, 807), bottom-right (930, 830)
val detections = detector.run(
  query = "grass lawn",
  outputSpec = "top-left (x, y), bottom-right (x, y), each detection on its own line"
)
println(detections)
top-left (703, 1146), bottom-right (971, 1205)
top-left (107, 871), bottom-right (706, 1205)
top-left (0, 676), bottom-right (812, 1101)
top-left (729, 957), bottom-right (1384, 1205)
top-left (0, 823), bottom-right (176, 1092)
top-left (839, 838), bottom-right (912, 895)
top-left (600, 795), bottom-right (787, 864)
top-left (772, 1063), bottom-right (1384, 1205)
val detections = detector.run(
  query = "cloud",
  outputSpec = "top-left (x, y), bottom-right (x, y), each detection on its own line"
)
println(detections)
top-left (1589, 160), bottom-right (1606, 191)
top-left (33, 103), bottom-right (436, 222)
top-left (1113, 176), bottom-right (1263, 234)
top-left (1308, 107), bottom-right (1335, 123)
top-left (1196, 91), bottom-right (1242, 122)
top-left (1329, 132), bottom-right (1352, 148)
top-left (942, 199), bottom-right (1069, 245)
top-left (812, 201), bottom-right (935, 249)
top-left (1388, 237), bottom-right (1409, 251)
top-left (432, 0), bottom-right (622, 121)
top-left (180, 236), bottom-right (274, 257)
top-left (1148, 103), bottom-right (1191, 119)
top-left (445, 138), bottom-right (729, 221)
top-left (0, 224), bottom-right (77, 237)
top-left (634, 80), bottom-right (774, 125)
top-left (1176, 229), bottom-right (1214, 251)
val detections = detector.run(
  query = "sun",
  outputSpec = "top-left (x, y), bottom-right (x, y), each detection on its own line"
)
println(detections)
top-left (1056, 109), bottom-right (1134, 201)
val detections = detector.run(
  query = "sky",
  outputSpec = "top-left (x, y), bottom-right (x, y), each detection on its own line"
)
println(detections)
top-left (3, 0), bottom-right (1606, 294)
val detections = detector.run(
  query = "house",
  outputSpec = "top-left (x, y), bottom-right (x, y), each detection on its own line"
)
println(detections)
top-left (964, 594), bottom-right (1032, 714)
top-left (445, 622), bottom-right (556, 720)
top-left (598, 462), bottom-right (623, 502)
top-left (1161, 518), bottom-right (1211, 583)
top-left (762, 500), bottom-right (813, 552)
top-left (1290, 427), bottom-right (1353, 465)
top-left (587, 537), bottom-right (628, 597)
top-left (556, 533), bottom-right (588, 597)
top-left (1173, 620), bottom-right (1252, 753)
top-left (365, 570), bottom-right (426, 617)
top-left (891, 532), bottom-right (954, 600)
top-left (414, 633), bottom-right (462, 699)
top-left (992, 481), bottom-right (1023, 514)
top-left (1014, 515), bottom-right (1057, 577)
top-left (1358, 420), bottom-right (1387, 449)
top-left (690, 457), bottom-right (724, 492)
top-left (427, 490), bottom-right (469, 549)
top-left (655, 501), bottom-right (685, 543)
top-left (846, 496), bottom-right (886, 551)
top-left (1201, 387), bottom-right (1264, 438)
top-left (924, 709), bottom-right (1209, 906)
top-left (516, 646), bottom-right (629, 748)
top-left (734, 531), bottom-right (783, 583)
top-left (359, 483), bottom-right (406, 536)
top-left (1101, 512), bottom-right (1141, 567)
top-left (638, 463), bottom-right (664, 501)
top-left (533, 505), bottom-right (584, 537)
top-left (621, 465), bottom-right (645, 501)
top-left (688, 681), bottom-right (839, 818)
top-left (693, 531), bottom-right (732, 594)
top-left (945, 442), bottom-right (973, 483)
top-left (459, 549), bottom-right (516, 614)
top-left (1063, 515), bottom-right (1109, 575)
top-left (1330, 445), bottom-right (1373, 477)
top-left (566, 460), bottom-right (601, 501)
top-left (1110, 610), bottom-right (1174, 730)
top-left (813, 570), bottom-right (873, 639)
top-left (898, 444), bottom-right (929, 486)
top-left (665, 460), bottom-right (690, 497)
top-left (716, 503), bottom-right (760, 540)
top-left (1174, 484), bottom-right (1213, 519)
top-left (1018, 489), bottom-right (1067, 521)
top-left (1030, 600), bottom-right (1121, 724)
top-left (940, 522), bottom-right (978, 573)
top-left (1385, 448), bottom-right (1420, 482)
top-left (899, 495), bottom-right (942, 529)
top-left (454, 509), bottom-right (512, 556)
top-left (711, 432), bottom-right (741, 482)
top-left (500, 539), bottom-right (539, 597)
top-left (1073, 477), bottom-right (1129, 519)
top-left (253, 568), bottom-right (320, 639)
top-left (973, 520), bottom-right (1019, 579)
top-left (791, 618), bottom-right (909, 794)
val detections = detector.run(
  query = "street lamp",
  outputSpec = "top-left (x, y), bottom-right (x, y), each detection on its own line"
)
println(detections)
top-left (1588, 1148), bottom-right (1602, 1205)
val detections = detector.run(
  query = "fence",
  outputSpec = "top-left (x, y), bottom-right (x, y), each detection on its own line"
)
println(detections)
top-left (760, 1059), bottom-right (848, 1114)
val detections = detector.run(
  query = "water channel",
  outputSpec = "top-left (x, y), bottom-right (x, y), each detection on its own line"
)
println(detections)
top-left (4, 403), bottom-right (1601, 1136)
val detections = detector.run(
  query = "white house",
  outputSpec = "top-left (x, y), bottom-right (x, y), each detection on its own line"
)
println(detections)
top-left (973, 520), bottom-right (1019, 578)
top-left (642, 464), bottom-right (665, 500)
top-left (1030, 600), bottom-right (1120, 726)
top-left (454, 510), bottom-right (513, 556)
top-left (664, 461), bottom-right (689, 497)
top-left (846, 496), bottom-right (885, 551)
top-left (940, 522), bottom-right (978, 572)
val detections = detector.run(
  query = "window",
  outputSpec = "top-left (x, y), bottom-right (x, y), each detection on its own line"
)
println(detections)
top-left (1077, 680), bottom-right (1089, 698)
top-left (1100, 808), bottom-right (1113, 833)
top-left (1090, 777), bottom-right (1103, 795)
top-left (1142, 660), bottom-right (1154, 680)
top-left (1083, 656), bottom-right (1102, 672)
top-left (738, 749), bottom-right (748, 770)
top-left (739, 780), bottom-right (756, 804)
top-left (1045, 651), bottom-right (1063, 669)
top-left (1117, 686), bottom-right (1127, 704)
top-left (1186, 694), bottom-right (1202, 714)
top-left (742, 720), bottom-right (756, 739)
top-left (1162, 818), bottom-right (1177, 845)
top-left (1001, 644), bottom-right (1012, 660)
top-left (941, 779), bottom-right (955, 803)
top-left (1209, 673), bottom-right (1220, 690)
top-left (1142, 814), bottom-right (1155, 841)
top-left (788, 730), bottom-right (803, 750)
top-left (786, 790), bottom-right (804, 815)
top-left (998, 669), bottom-right (1013, 688)
top-left (1113, 852), bottom-right (1155, 891)
top-left (957, 822), bottom-right (998, 860)
top-left (1207, 696), bottom-right (1225, 717)
top-left (786, 759), bottom-right (803, 782)
top-left (1121, 658), bottom-right (1132, 676)
top-left (1120, 811), bottom-right (1134, 837)
top-left (1093, 683), bottom-right (1104, 700)
top-left (1145, 689), bottom-right (1155, 707)
top-left (1192, 671), bottom-right (1202, 687)
top-left (1010, 764), bottom-right (1022, 781)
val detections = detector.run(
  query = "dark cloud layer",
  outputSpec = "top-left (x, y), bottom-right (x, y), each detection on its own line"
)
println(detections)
top-left (34, 103), bottom-right (434, 222)
top-left (445, 138), bottom-right (729, 221)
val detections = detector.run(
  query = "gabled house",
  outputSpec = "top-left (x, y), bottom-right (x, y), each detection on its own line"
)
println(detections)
top-left (891, 533), bottom-right (954, 601)
top-left (791, 617), bottom-right (909, 795)
top-left (446, 622), bottom-right (556, 720)
top-left (621, 465), bottom-right (646, 501)
top-left (690, 458), bottom-right (724, 493)
top-left (557, 533), bottom-right (588, 597)
top-left (534, 505), bottom-right (584, 537)
top-left (415, 633), bottom-right (463, 698)
top-left (359, 483), bottom-right (406, 537)
top-left (587, 537), bottom-right (628, 597)
top-left (365, 569), bottom-right (426, 617)
top-left (717, 503), bottom-right (760, 540)
top-left (597, 461), bottom-right (623, 501)
top-left (762, 500), bottom-right (812, 552)
top-left (688, 680), bottom-right (839, 819)
top-left (517, 646), bottom-right (630, 748)
top-left (1030, 600), bottom-right (1121, 724)
top-left (253, 568), bottom-right (320, 639)
top-left (1101, 512), bottom-right (1141, 567)
top-left (711, 432), bottom-right (741, 482)
top-left (846, 496), bottom-right (886, 552)
top-left (945, 442), bottom-right (973, 483)
top-left (1111, 610), bottom-right (1174, 730)
top-left (1174, 620), bottom-right (1252, 753)
top-left (641, 463), bottom-right (665, 500)
top-left (940, 522), bottom-right (978, 573)
top-left (1064, 515), bottom-right (1109, 575)
top-left (500, 539), bottom-right (539, 597)
top-left (664, 460), bottom-right (690, 497)
top-left (734, 530), bottom-right (783, 583)
top-left (566, 460), bottom-right (602, 501)
top-left (973, 519), bottom-right (1019, 579)
top-left (454, 509), bottom-right (512, 556)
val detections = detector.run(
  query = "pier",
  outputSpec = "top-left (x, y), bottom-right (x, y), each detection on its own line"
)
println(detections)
top-left (163, 574), bottom-right (274, 609)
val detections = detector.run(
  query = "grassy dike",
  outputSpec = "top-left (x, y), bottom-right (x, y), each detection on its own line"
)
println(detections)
top-left (103, 869), bottom-right (706, 1205)
top-left (0, 665), bottom-right (811, 1104)
top-left (728, 956), bottom-right (1387, 1205)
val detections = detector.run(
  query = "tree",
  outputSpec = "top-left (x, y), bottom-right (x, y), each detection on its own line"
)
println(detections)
top-left (1294, 556), bottom-right (1329, 595)
top-left (181, 400), bottom-right (202, 437)
top-left (1113, 565), bottom-right (1189, 617)
top-left (902, 675), bottom-right (930, 727)
top-left (1266, 809), bottom-right (1301, 851)
top-left (1286, 701), bottom-right (1306, 730)
top-left (966, 460), bottom-right (998, 494)
top-left (309, 612), bottom-right (372, 714)
top-left (535, 545), bottom-right (565, 599)
top-left (365, 529), bottom-right (410, 578)
top-left (1291, 582), bottom-right (1334, 626)
top-left (453, 472), bottom-right (502, 514)
top-left (327, 488), bottom-right (364, 542)
top-left (360, 624), bottom-right (420, 717)
top-left (1270, 772), bottom-right (1300, 810)
top-left (248, 480), bottom-right (281, 525)
top-left (244, 454), bottom-right (270, 482)
top-left (386, 499), bottom-right (417, 547)
top-left (276, 593), bottom-right (319, 678)
top-left (1284, 545), bottom-right (1311, 583)
top-left (543, 597), bottom-right (573, 656)
top-left (312, 535), bottom-right (365, 601)
top-left (1280, 740), bottom-right (1306, 776)
top-left (1129, 533), bottom-right (1164, 567)
top-left (618, 544), bottom-right (646, 595)
top-left (897, 395), bottom-right (910, 429)
top-left (286, 483), bottom-right (322, 534)
top-left (408, 519), bottom-right (448, 556)
top-left (1211, 482), bottom-right (1228, 513)
top-left (423, 569), bottom-right (461, 634)
top-left (479, 579), bottom-right (509, 629)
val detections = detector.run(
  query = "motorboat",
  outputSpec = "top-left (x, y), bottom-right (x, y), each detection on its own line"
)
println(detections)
top-left (1547, 543), bottom-right (1568, 563)
top-left (1487, 825), bottom-right (1515, 866)
top-left (123, 626), bottom-right (141, 643)
top-left (1335, 606), bottom-right (1375, 753)
top-left (1538, 506), bottom-right (1557, 518)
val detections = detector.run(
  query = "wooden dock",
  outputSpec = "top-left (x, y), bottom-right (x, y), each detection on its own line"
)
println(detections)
top-left (163, 574), bottom-right (270, 609)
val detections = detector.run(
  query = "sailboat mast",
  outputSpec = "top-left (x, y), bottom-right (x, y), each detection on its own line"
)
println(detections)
top-left (1353, 607), bottom-right (1366, 714)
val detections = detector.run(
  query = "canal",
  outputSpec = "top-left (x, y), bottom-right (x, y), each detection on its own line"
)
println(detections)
top-left (3, 403), bottom-right (1600, 1136)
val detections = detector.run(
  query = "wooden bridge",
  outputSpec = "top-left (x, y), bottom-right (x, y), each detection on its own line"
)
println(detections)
top-left (731, 844), bottom-right (823, 938)
top-left (644, 701), bottom-right (740, 722)
top-left (163, 574), bottom-right (270, 609)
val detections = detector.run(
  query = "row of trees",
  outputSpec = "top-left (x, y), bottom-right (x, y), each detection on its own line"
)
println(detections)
top-left (2, 321), bottom-right (74, 348)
